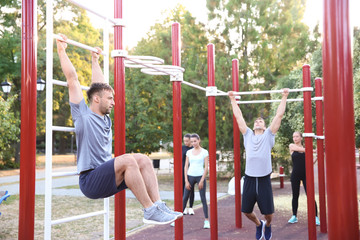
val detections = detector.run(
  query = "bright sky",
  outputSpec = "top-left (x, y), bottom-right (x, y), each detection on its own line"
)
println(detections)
top-left (80, 0), bottom-right (359, 49)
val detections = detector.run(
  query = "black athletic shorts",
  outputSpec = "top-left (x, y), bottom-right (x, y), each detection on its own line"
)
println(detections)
top-left (79, 158), bottom-right (127, 199)
top-left (241, 174), bottom-right (274, 215)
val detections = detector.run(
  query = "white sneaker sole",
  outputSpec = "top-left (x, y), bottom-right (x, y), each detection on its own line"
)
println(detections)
top-left (175, 213), bottom-right (183, 219)
top-left (143, 217), bottom-right (176, 225)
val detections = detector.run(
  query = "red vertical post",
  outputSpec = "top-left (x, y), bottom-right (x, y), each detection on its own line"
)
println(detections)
top-left (232, 59), bottom-right (242, 228)
top-left (279, 166), bottom-right (284, 189)
top-left (207, 44), bottom-right (218, 240)
top-left (302, 65), bottom-right (316, 240)
top-left (114, 0), bottom-right (126, 239)
top-left (323, 0), bottom-right (359, 239)
top-left (19, 0), bottom-right (37, 239)
top-left (315, 78), bottom-right (327, 233)
top-left (171, 22), bottom-right (183, 240)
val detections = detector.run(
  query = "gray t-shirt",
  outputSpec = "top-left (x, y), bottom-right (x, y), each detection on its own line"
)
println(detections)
top-left (70, 99), bottom-right (112, 173)
top-left (243, 127), bottom-right (275, 177)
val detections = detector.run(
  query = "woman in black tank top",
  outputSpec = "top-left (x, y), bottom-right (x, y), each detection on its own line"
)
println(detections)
top-left (288, 132), bottom-right (319, 225)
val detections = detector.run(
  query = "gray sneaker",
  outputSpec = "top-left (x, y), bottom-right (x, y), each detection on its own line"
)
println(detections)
top-left (155, 201), bottom-right (183, 219)
top-left (143, 205), bottom-right (177, 225)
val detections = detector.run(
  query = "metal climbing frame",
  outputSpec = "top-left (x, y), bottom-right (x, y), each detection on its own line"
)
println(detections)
top-left (44, 0), bottom-right (114, 239)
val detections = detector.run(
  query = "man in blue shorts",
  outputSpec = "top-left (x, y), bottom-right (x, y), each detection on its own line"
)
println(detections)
top-left (56, 34), bottom-right (182, 225)
top-left (228, 89), bottom-right (289, 240)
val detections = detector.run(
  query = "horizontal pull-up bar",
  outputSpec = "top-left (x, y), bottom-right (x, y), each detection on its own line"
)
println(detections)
top-left (65, 0), bottom-right (124, 26)
top-left (236, 96), bottom-right (323, 104)
top-left (216, 87), bottom-right (313, 96)
top-left (52, 79), bottom-right (90, 91)
top-left (53, 34), bottom-right (107, 56)
top-left (182, 81), bottom-right (207, 91)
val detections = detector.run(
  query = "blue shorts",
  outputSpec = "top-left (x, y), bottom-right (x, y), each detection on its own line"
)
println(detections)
top-left (79, 158), bottom-right (127, 199)
top-left (241, 174), bottom-right (274, 215)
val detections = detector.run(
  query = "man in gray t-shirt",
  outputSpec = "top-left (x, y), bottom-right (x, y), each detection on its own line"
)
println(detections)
top-left (56, 34), bottom-right (182, 225)
top-left (229, 89), bottom-right (289, 240)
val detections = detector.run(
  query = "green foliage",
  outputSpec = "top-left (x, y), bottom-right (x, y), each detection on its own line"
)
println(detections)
top-left (207, 0), bottom-right (320, 174)
top-left (353, 27), bottom-right (360, 147)
top-left (125, 5), bottom-right (212, 153)
top-left (269, 46), bottom-right (321, 173)
top-left (0, 95), bottom-right (20, 168)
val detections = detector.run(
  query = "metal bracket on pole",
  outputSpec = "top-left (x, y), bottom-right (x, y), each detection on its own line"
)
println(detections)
top-left (315, 135), bottom-right (325, 140)
top-left (302, 133), bottom-right (316, 138)
top-left (170, 72), bottom-right (183, 82)
top-left (206, 86), bottom-right (218, 96)
top-left (111, 49), bottom-right (128, 58)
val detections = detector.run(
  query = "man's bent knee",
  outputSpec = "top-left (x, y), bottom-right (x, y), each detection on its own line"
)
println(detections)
top-left (133, 153), bottom-right (152, 169)
top-left (115, 154), bottom-right (138, 171)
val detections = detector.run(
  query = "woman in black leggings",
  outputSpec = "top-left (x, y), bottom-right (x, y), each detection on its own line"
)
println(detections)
top-left (288, 131), bottom-right (320, 225)
top-left (183, 134), bottom-right (210, 229)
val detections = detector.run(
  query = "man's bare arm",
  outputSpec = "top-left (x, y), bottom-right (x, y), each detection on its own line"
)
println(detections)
top-left (91, 47), bottom-right (105, 84)
top-left (228, 91), bottom-right (248, 134)
top-left (56, 34), bottom-right (83, 104)
top-left (269, 88), bottom-right (289, 134)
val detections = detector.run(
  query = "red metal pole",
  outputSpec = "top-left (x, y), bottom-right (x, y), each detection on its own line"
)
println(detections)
top-left (207, 43), bottom-right (218, 240)
top-left (114, 0), bottom-right (126, 239)
top-left (323, 0), bottom-right (359, 239)
top-left (19, 0), bottom-right (37, 239)
top-left (279, 166), bottom-right (284, 189)
top-left (302, 65), bottom-right (316, 240)
top-left (232, 59), bottom-right (242, 228)
top-left (171, 22), bottom-right (183, 240)
top-left (315, 78), bottom-right (327, 233)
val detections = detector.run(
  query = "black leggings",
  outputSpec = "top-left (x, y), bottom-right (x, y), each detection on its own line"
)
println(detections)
top-left (291, 176), bottom-right (318, 217)
top-left (183, 174), bottom-right (194, 208)
top-left (183, 175), bottom-right (208, 218)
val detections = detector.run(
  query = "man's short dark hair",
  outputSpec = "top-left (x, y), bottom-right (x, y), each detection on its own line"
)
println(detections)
top-left (184, 133), bottom-right (191, 139)
top-left (87, 83), bottom-right (114, 102)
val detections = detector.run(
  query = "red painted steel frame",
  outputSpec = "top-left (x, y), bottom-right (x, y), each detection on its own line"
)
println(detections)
top-left (314, 78), bottom-right (327, 233)
top-left (323, 0), bottom-right (359, 239)
top-left (207, 44), bottom-right (218, 240)
top-left (114, 0), bottom-right (126, 239)
top-left (19, 0), bottom-right (37, 238)
top-left (302, 65), bottom-right (316, 240)
top-left (171, 22), bottom-right (183, 240)
top-left (232, 59), bottom-right (242, 228)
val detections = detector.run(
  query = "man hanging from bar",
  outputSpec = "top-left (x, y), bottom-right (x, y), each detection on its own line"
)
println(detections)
top-left (228, 89), bottom-right (289, 240)
top-left (56, 34), bottom-right (182, 225)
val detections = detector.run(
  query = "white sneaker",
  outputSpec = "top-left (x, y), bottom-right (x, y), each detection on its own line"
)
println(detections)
top-left (183, 208), bottom-right (188, 215)
top-left (143, 205), bottom-right (176, 225)
top-left (155, 201), bottom-right (183, 219)
top-left (188, 208), bottom-right (195, 215)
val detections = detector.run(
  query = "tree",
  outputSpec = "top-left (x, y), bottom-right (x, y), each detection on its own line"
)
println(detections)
top-left (0, 94), bottom-right (21, 168)
top-left (353, 27), bottom-right (360, 147)
top-left (125, 5), bottom-right (211, 153)
top-left (0, 0), bottom-right (104, 165)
